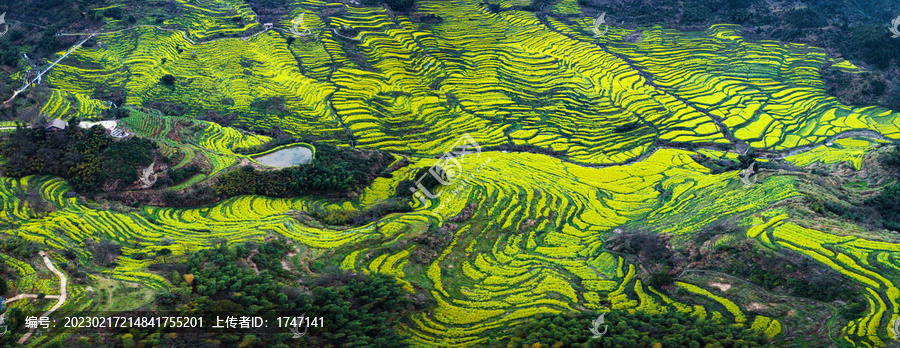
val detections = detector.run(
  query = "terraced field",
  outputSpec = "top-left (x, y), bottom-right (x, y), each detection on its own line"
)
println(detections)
top-left (2, 0), bottom-right (900, 346)
top-left (45, 0), bottom-right (900, 162)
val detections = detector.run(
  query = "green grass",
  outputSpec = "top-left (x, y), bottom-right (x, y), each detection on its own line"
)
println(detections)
top-left (846, 181), bottom-right (868, 190)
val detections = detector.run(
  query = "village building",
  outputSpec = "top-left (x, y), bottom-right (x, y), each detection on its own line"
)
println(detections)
top-left (45, 119), bottom-right (67, 133)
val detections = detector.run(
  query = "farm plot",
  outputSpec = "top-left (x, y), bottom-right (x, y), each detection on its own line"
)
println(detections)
top-left (40, 0), bottom-right (900, 166)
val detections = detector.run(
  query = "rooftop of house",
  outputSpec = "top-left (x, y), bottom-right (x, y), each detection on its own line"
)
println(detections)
top-left (47, 119), bottom-right (67, 130)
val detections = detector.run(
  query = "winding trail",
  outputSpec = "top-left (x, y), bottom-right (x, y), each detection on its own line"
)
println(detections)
top-left (17, 251), bottom-right (68, 345)
top-left (97, 276), bottom-right (114, 312)
top-left (3, 294), bottom-right (60, 304)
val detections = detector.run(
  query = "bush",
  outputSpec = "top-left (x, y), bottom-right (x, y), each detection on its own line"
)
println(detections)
top-left (160, 74), bottom-right (176, 86)
top-left (605, 230), bottom-right (672, 264)
top-left (648, 269), bottom-right (674, 288)
top-left (715, 240), bottom-right (863, 303)
top-left (867, 183), bottom-right (900, 231)
top-left (307, 198), bottom-right (412, 226)
top-left (397, 166), bottom-right (443, 198)
top-left (882, 145), bottom-right (900, 168)
top-left (90, 240), bottom-right (122, 267)
top-left (0, 237), bottom-right (41, 260)
top-left (167, 165), bottom-right (202, 184)
top-left (613, 121), bottom-right (642, 133)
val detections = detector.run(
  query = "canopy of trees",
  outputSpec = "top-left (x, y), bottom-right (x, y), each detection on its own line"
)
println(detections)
top-left (0, 121), bottom-right (157, 192)
top-left (144, 240), bottom-right (413, 347)
top-left (865, 145), bottom-right (900, 231)
top-left (216, 143), bottom-right (390, 197)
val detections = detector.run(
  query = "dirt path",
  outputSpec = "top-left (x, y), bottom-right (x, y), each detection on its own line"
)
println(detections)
top-left (246, 250), bottom-right (260, 275)
top-left (99, 277), bottom-right (114, 312)
top-left (3, 294), bottom-right (60, 304)
top-left (17, 251), bottom-right (68, 345)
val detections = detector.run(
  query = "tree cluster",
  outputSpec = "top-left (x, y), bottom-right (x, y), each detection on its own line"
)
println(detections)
top-left (858, 145), bottom-right (900, 231)
top-left (0, 122), bottom-right (157, 192)
top-left (140, 240), bottom-right (414, 347)
top-left (306, 197), bottom-right (413, 226)
top-left (867, 183), bottom-right (900, 231)
top-left (216, 143), bottom-right (390, 197)
top-left (0, 237), bottom-right (41, 260)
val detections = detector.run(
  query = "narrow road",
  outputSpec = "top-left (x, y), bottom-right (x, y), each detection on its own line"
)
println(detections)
top-left (17, 251), bottom-right (68, 345)
top-left (3, 294), bottom-right (60, 304)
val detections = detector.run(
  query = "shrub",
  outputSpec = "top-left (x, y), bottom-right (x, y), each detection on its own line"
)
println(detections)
top-left (167, 165), bottom-right (202, 184)
top-left (882, 144), bottom-right (900, 168)
top-left (613, 121), bottom-right (642, 133)
top-left (160, 74), bottom-right (176, 86)
top-left (648, 269), bottom-right (674, 288)
top-left (867, 183), bottom-right (900, 231)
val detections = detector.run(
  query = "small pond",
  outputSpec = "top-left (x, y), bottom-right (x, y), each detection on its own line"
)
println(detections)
top-left (252, 146), bottom-right (313, 167)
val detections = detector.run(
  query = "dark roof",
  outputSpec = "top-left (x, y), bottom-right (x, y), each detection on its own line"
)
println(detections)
top-left (47, 119), bottom-right (67, 130)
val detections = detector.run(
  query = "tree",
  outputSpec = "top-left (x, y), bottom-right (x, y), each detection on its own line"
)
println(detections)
top-left (120, 333), bottom-right (135, 348)
top-left (648, 269), bottom-right (674, 287)
top-left (0, 277), bottom-right (7, 296)
top-left (91, 240), bottom-right (122, 267)
top-left (157, 248), bottom-right (172, 263)
top-left (160, 74), bottom-right (176, 86)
